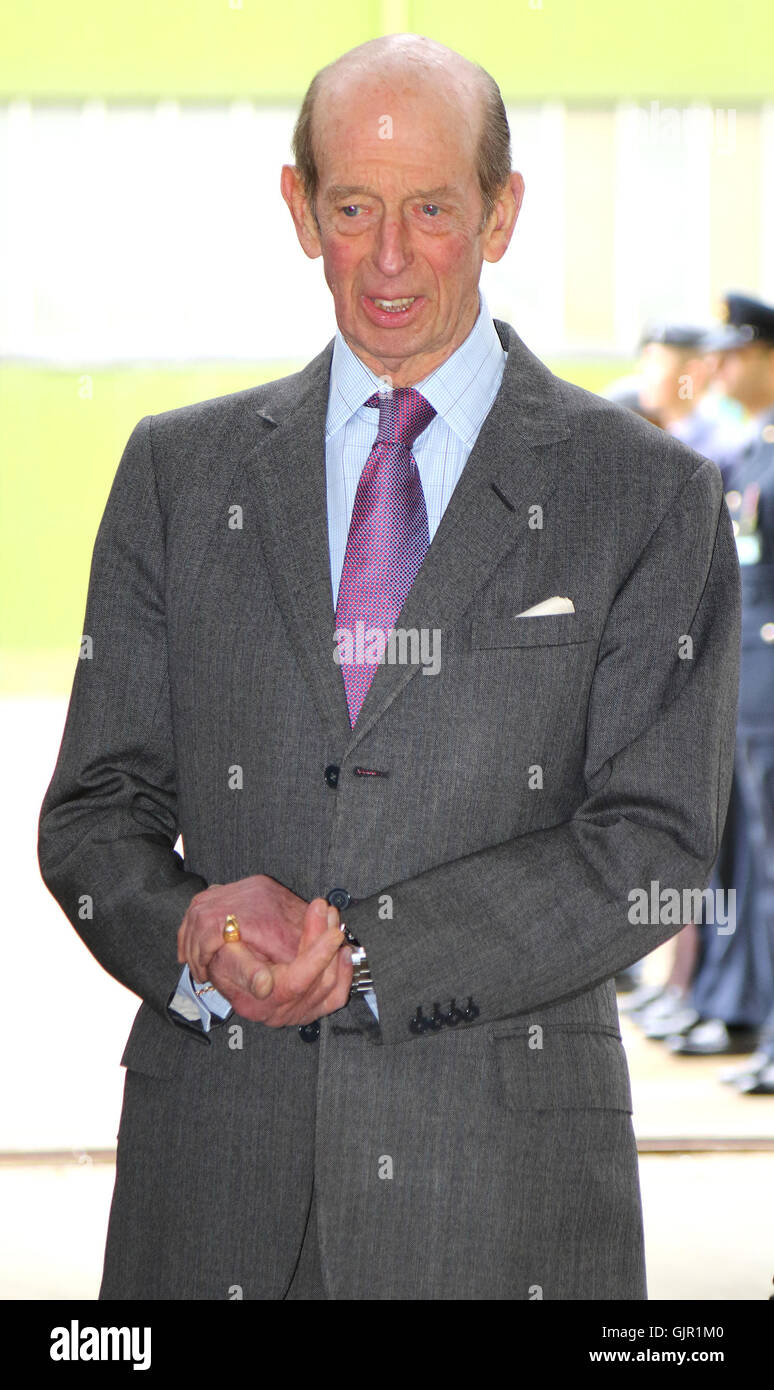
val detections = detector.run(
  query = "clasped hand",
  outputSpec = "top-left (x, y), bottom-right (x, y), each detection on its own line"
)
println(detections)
top-left (177, 874), bottom-right (353, 1026)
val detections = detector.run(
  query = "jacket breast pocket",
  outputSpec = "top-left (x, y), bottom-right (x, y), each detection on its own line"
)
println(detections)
top-left (489, 1024), bottom-right (633, 1113)
top-left (471, 612), bottom-right (595, 649)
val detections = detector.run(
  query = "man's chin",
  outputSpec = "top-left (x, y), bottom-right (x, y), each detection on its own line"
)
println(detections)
top-left (339, 322), bottom-right (435, 376)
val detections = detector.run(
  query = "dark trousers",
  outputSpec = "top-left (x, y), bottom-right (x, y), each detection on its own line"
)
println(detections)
top-left (690, 736), bottom-right (774, 1029)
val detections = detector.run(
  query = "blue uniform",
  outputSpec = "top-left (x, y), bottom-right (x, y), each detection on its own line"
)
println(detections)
top-left (690, 407), bottom-right (774, 1034)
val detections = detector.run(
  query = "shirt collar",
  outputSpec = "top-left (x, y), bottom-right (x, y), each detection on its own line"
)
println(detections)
top-left (326, 288), bottom-right (506, 447)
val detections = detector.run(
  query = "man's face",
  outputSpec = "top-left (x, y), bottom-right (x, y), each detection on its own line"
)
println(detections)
top-left (282, 72), bottom-right (523, 384)
top-left (638, 344), bottom-right (686, 414)
top-left (638, 343), bottom-right (708, 416)
top-left (712, 342), bottom-right (774, 412)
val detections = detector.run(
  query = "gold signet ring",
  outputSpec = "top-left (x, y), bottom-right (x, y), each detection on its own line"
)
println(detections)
top-left (223, 914), bottom-right (241, 943)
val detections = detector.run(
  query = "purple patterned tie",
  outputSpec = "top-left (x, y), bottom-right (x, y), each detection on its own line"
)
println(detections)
top-left (335, 386), bottom-right (436, 726)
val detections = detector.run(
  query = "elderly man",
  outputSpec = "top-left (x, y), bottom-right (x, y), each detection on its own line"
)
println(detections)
top-left (39, 34), bottom-right (740, 1300)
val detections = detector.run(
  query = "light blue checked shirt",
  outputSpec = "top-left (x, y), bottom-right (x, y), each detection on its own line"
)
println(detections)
top-left (326, 288), bottom-right (506, 603)
top-left (169, 288), bottom-right (507, 1037)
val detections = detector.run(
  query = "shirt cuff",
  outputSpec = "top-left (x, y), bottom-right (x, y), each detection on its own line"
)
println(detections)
top-left (363, 988), bottom-right (379, 1021)
top-left (166, 964), bottom-right (233, 1039)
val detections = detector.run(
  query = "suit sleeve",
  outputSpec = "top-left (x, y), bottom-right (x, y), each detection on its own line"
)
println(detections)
top-left (38, 416), bottom-right (208, 1022)
top-left (345, 457), bottom-right (742, 1045)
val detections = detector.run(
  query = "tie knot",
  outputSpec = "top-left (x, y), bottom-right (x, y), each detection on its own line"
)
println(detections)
top-left (365, 386), bottom-right (437, 450)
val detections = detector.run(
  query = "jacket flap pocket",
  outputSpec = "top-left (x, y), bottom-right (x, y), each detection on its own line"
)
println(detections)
top-left (490, 1026), bottom-right (632, 1111)
top-left (120, 1001), bottom-right (187, 1079)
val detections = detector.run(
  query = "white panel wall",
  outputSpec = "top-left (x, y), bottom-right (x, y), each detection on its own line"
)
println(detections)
top-left (614, 101), bottom-right (713, 348)
top-left (480, 102), bottom-right (566, 353)
top-left (0, 99), bottom-right (333, 363)
top-left (761, 104), bottom-right (774, 300)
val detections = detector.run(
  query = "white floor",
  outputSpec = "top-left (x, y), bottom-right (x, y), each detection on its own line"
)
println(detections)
top-left (639, 1154), bottom-right (773, 1300)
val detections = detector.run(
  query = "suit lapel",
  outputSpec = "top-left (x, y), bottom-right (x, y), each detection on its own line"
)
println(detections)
top-left (241, 341), bottom-right (353, 743)
top-left (242, 319), bottom-right (572, 751)
top-left (345, 320), bottom-right (572, 748)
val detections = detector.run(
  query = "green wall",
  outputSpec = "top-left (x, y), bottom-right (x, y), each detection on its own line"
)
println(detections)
top-left (2, 0), bottom-right (772, 102)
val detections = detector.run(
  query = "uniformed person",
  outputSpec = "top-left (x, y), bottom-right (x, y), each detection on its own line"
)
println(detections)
top-left (667, 294), bottom-right (774, 1085)
top-left (620, 324), bottom-right (748, 1025)
top-left (637, 322), bottom-right (744, 463)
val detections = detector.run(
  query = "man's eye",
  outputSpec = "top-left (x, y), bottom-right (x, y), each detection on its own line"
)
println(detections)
top-left (340, 205), bottom-right (360, 217)
top-left (421, 204), bottom-right (441, 216)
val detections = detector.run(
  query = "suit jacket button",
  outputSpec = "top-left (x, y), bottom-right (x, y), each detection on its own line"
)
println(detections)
top-left (462, 996), bottom-right (480, 1022)
top-left (324, 764), bottom-right (340, 788)
top-left (327, 888), bottom-right (351, 911)
top-left (409, 1008), bottom-right (427, 1035)
top-left (298, 1021), bottom-right (320, 1043)
top-left (428, 1003), bottom-right (444, 1031)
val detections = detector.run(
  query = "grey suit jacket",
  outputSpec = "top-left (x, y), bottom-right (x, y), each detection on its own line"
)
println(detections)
top-left (38, 318), bottom-right (741, 1300)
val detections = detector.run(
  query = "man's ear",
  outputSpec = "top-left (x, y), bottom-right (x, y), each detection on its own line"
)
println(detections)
top-left (280, 165), bottom-right (323, 260)
top-left (482, 171), bottom-right (525, 265)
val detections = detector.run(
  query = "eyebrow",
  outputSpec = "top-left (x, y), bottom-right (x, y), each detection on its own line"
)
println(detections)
top-left (324, 184), bottom-right (459, 203)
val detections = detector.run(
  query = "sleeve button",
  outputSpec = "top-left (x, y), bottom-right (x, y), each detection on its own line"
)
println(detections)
top-left (443, 999), bottom-right (463, 1026)
top-left (462, 996), bottom-right (480, 1022)
top-left (427, 1003), bottom-right (444, 1031)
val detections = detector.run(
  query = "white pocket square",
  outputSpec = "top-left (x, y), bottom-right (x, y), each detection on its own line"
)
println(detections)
top-left (515, 596), bottom-right (575, 618)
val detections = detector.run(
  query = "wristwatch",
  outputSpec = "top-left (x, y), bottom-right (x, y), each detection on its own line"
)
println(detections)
top-left (326, 889), bottom-right (374, 997)
top-left (340, 921), bottom-right (374, 995)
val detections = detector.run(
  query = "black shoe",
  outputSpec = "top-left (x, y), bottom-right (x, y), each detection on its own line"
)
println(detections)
top-left (719, 1050), bottom-right (772, 1084)
top-left (735, 1061), bottom-right (774, 1095)
top-left (639, 989), bottom-right (700, 1039)
top-left (628, 984), bottom-right (681, 1024)
top-left (665, 1019), bottom-right (759, 1056)
top-left (620, 983), bottom-right (667, 1015)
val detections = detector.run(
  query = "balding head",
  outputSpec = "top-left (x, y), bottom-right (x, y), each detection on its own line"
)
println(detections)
top-left (292, 34), bottom-right (511, 232)
top-left (281, 34), bottom-right (523, 384)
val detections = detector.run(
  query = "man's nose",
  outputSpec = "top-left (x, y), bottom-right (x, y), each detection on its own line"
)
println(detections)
top-left (372, 213), bottom-right (413, 275)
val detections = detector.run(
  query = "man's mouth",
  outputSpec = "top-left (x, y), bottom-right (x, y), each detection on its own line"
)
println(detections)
top-left (369, 296), bottom-right (416, 313)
